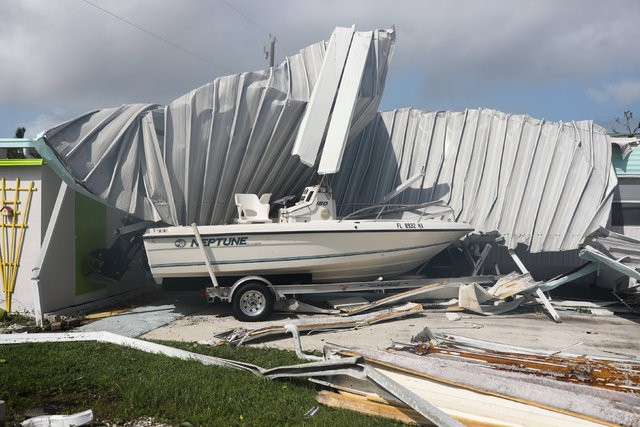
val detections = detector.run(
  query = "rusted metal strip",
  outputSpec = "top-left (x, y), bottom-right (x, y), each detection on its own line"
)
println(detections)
top-left (412, 343), bottom-right (640, 394)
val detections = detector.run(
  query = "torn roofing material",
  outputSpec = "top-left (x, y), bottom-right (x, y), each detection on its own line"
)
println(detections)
top-left (581, 227), bottom-right (640, 283)
top-left (411, 337), bottom-right (640, 394)
top-left (332, 108), bottom-right (616, 252)
top-left (215, 302), bottom-right (423, 346)
top-left (37, 26), bottom-right (615, 255)
top-left (40, 27), bottom-right (395, 226)
top-left (611, 136), bottom-right (640, 159)
top-left (331, 344), bottom-right (640, 426)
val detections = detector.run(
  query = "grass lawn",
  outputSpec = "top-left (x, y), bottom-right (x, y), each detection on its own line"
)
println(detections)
top-left (0, 340), bottom-right (403, 426)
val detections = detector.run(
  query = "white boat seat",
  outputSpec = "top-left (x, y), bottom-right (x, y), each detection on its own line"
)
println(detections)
top-left (235, 193), bottom-right (272, 223)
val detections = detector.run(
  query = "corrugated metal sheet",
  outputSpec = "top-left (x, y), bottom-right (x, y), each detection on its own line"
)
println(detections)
top-left (41, 27), bottom-right (395, 226)
top-left (582, 227), bottom-right (640, 282)
top-left (36, 27), bottom-right (616, 254)
top-left (291, 27), bottom-right (355, 166)
top-left (610, 136), bottom-right (640, 160)
top-left (332, 109), bottom-right (616, 252)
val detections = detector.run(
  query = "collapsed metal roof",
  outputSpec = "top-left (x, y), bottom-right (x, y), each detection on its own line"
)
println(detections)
top-left (36, 26), bottom-right (615, 253)
top-left (40, 27), bottom-right (395, 226)
top-left (611, 136), bottom-right (640, 159)
top-left (332, 108), bottom-right (617, 252)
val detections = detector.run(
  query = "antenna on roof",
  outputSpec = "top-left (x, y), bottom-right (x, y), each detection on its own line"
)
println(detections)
top-left (264, 35), bottom-right (276, 68)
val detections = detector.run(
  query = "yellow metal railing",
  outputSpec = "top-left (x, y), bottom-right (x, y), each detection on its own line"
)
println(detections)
top-left (1, 178), bottom-right (36, 312)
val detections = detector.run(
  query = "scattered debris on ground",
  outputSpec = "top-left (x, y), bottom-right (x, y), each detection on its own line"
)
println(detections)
top-left (215, 302), bottom-right (423, 345)
top-left (4, 312), bottom-right (640, 427)
top-left (21, 409), bottom-right (93, 427)
top-left (317, 336), bottom-right (640, 426)
top-left (98, 417), bottom-right (175, 427)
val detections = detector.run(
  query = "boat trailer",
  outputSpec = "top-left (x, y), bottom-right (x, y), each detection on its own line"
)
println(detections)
top-left (188, 222), bottom-right (495, 321)
top-left (204, 272), bottom-right (495, 322)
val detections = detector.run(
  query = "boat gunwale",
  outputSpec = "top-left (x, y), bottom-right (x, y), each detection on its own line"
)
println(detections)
top-left (143, 223), bottom-right (474, 240)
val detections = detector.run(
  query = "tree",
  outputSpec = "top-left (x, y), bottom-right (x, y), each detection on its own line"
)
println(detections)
top-left (8, 127), bottom-right (26, 159)
top-left (612, 111), bottom-right (640, 137)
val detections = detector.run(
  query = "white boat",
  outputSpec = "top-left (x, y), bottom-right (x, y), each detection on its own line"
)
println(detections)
top-left (142, 185), bottom-right (473, 284)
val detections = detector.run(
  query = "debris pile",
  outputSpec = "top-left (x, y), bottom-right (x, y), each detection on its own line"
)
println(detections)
top-left (215, 302), bottom-right (423, 346)
top-left (3, 325), bottom-right (640, 426)
top-left (316, 335), bottom-right (640, 426)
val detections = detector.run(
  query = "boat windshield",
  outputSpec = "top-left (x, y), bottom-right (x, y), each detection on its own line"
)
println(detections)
top-left (305, 190), bottom-right (315, 202)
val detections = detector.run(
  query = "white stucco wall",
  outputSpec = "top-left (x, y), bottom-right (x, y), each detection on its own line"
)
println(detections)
top-left (1, 165), bottom-right (44, 314)
top-left (37, 168), bottom-right (76, 313)
top-left (1, 163), bottom-right (155, 317)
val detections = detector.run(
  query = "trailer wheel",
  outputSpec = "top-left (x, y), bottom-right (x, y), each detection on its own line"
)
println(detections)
top-left (232, 281), bottom-right (274, 322)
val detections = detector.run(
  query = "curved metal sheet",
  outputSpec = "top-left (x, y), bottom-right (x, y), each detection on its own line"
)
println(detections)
top-left (41, 27), bottom-right (395, 226)
top-left (333, 109), bottom-right (616, 252)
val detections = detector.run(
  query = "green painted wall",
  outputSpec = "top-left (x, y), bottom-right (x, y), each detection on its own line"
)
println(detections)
top-left (75, 193), bottom-right (107, 295)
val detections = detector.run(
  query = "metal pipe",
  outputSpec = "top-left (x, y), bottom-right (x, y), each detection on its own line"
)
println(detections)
top-left (380, 168), bottom-right (425, 204)
top-left (191, 223), bottom-right (219, 288)
top-left (284, 324), bottom-right (324, 361)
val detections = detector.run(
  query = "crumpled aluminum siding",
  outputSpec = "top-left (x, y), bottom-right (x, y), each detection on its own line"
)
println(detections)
top-left (332, 108), bottom-right (617, 252)
top-left (38, 26), bottom-right (614, 254)
top-left (42, 27), bottom-right (395, 226)
top-left (610, 136), bottom-right (640, 159)
top-left (582, 227), bottom-right (640, 278)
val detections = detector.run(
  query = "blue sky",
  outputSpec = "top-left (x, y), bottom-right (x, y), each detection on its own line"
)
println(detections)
top-left (1, 0), bottom-right (639, 138)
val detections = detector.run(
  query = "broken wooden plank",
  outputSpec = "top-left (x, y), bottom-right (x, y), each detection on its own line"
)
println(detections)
top-left (408, 341), bottom-right (640, 394)
top-left (315, 376), bottom-right (526, 427)
top-left (487, 272), bottom-right (539, 299)
top-left (328, 345), bottom-right (640, 426)
top-left (317, 390), bottom-right (428, 425)
top-left (371, 364), bottom-right (610, 427)
top-left (364, 365), bottom-right (464, 427)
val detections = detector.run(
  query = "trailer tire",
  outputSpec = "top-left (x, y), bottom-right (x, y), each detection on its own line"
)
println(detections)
top-left (232, 281), bottom-right (274, 322)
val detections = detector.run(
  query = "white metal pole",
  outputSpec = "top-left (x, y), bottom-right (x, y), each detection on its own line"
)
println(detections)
top-left (381, 168), bottom-right (426, 204)
top-left (508, 249), bottom-right (561, 323)
top-left (191, 223), bottom-right (219, 288)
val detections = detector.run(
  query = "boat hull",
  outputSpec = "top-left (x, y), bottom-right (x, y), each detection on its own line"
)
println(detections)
top-left (142, 220), bottom-right (473, 283)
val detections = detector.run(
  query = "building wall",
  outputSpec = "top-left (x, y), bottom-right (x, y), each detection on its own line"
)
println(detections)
top-left (36, 167), bottom-right (76, 313)
top-left (609, 145), bottom-right (640, 236)
top-left (1, 164), bottom-right (44, 314)
top-left (1, 163), bottom-right (155, 317)
top-left (477, 145), bottom-right (640, 290)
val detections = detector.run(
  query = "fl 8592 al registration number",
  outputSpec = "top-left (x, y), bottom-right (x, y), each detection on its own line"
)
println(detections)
top-left (396, 222), bottom-right (424, 229)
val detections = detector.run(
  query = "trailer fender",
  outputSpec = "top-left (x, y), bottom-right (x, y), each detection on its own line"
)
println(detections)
top-left (229, 276), bottom-right (280, 301)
